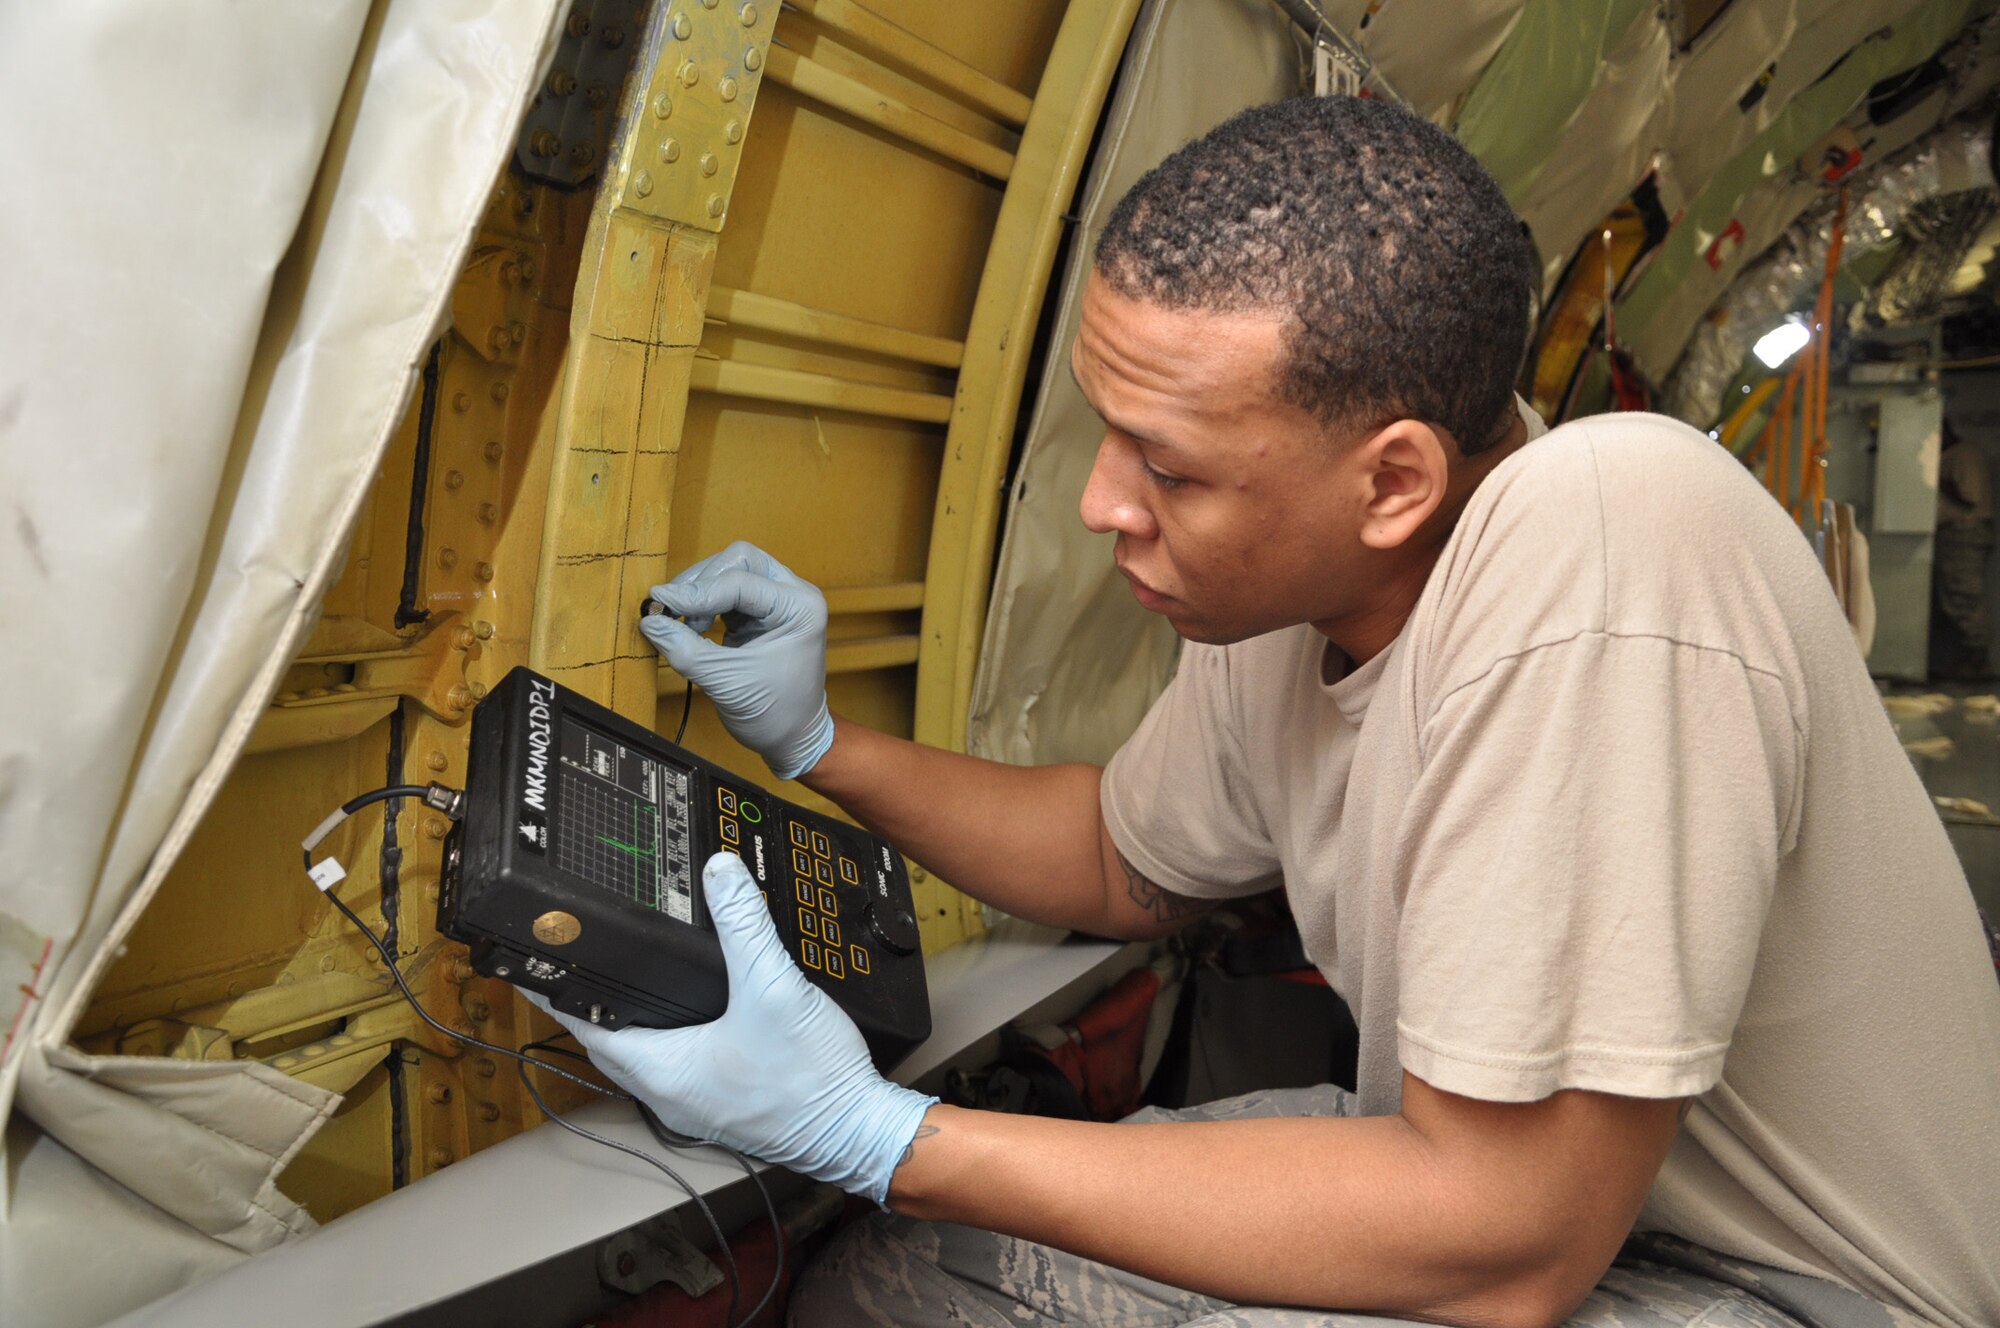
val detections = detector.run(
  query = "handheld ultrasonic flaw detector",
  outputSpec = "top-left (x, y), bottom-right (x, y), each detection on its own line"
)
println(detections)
top-left (438, 667), bottom-right (932, 1071)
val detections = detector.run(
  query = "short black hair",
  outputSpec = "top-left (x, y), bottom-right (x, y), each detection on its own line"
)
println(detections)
top-left (1095, 96), bottom-right (1536, 455)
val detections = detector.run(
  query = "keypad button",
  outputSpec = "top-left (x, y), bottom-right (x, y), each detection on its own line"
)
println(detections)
top-left (717, 789), bottom-right (737, 815)
top-left (817, 887), bottom-right (838, 915)
top-left (798, 909), bottom-right (818, 938)
top-left (740, 800), bottom-right (763, 824)
top-left (720, 819), bottom-right (738, 845)
top-left (792, 848), bottom-right (812, 877)
top-left (810, 831), bottom-right (830, 858)
top-left (839, 857), bottom-right (860, 885)
top-left (824, 950), bottom-right (845, 979)
top-left (814, 860), bottom-right (833, 888)
top-left (795, 879), bottom-right (813, 904)
top-left (823, 920), bottom-right (841, 948)
top-left (849, 945), bottom-right (871, 975)
top-left (800, 939), bottom-right (821, 970)
top-left (789, 822), bottom-right (810, 848)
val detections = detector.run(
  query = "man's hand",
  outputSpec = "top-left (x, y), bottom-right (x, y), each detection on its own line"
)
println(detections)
top-left (642, 542), bottom-right (835, 781)
top-left (535, 853), bottom-right (936, 1203)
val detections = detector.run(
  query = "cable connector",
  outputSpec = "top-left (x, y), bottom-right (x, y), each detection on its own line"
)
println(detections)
top-left (422, 782), bottom-right (466, 820)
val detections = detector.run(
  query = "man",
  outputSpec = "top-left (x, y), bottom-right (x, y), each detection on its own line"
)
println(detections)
top-left (1931, 422), bottom-right (1993, 680)
top-left (541, 98), bottom-right (2000, 1327)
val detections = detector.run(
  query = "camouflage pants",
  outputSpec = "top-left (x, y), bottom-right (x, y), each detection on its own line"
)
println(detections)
top-left (788, 1086), bottom-right (1917, 1328)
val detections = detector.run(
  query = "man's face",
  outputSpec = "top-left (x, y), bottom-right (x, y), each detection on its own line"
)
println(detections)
top-left (1072, 273), bottom-right (1368, 645)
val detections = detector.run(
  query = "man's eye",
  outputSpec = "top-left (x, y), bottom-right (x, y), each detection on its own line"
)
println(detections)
top-left (1141, 460), bottom-right (1187, 491)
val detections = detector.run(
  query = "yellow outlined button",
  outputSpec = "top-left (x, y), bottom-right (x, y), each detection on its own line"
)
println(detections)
top-left (798, 909), bottom-right (819, 938)
top-left (822, 920), bottom-right (841, 948)
top-left (795, 879), bottom-right (813, 903)
top-left (810, 831), bottom-right (830, 858)
top-left (800, 939), bottom-right (822, 970)
top-left (789, 822), bottom-right (810, 848)
top-left (839, 858), bottom-right (860, 885)
top-left (717, 789), bottom-right (737, 815)
top-left (792, 848), bottom-right (812, 877)
top-left (849, 945), bottom-right (871, 975)
top-left (814, 860), bottom-right (833, 888)
top-left (719, 819), bottom-right (738, 845)
top-left (824, 950), bottom-right (845, 979)
top-left (817, 887), bottom-right (838, 915)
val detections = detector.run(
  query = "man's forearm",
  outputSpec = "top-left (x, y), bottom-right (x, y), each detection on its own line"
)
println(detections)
top-left (799, 716), bottom-right (1118, 933)
top-left (885, 1081), bottom-right (1683, 1328)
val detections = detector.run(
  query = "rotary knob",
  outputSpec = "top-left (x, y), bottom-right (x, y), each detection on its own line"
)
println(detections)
top-left (865, 901), bottom-right (919, 956)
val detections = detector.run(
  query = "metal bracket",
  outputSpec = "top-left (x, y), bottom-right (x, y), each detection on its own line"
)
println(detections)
top-left (516, 0), bottom-right (652, 187)
top-left (597, 1211), bottom-right (725, 1298)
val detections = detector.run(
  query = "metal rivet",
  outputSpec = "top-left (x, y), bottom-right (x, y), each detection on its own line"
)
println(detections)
top-left (444, 469), bottom-right (465, 490)
top-left (509, 320), bottom-right (525, 342)
top-left (565, 12), bottom-right (590, 37)
top-left (427, 750), bottom-right (448, 772)
top-left (744, 47), bottom-right (762, 71)
top-left (699, 0), bottom-right (715, 9)
top-left (483, 440), bottom-right (504, 463)
top-left (430, 1147), bottom-right (454, 1168)
top-left (679, 60), bottom-right (699, 86)
top-left (660, 137), bottom-right (682, 163)
top-left (568, 141), bottom-right (595, 165)
top-left (474, 620), bottom-right (496, 639)
top-left (634, 170), bottom-right (654, 197)
top-left (426, 818), bottom-right (448, 840)
top-left (474, 562), bottom-right (495, 583)
top-left (739, 0), bottom-right (757, 20)
top-left (276, 1055), bottom-right (299, 1068)
top-left (671, 11), bottom-right (691, 38)
top-left (427, 1082), bottom-right (451, 1104)
top-left (487, 325), bottom-right (511, 354)
top-left (548, 70), bottom-right (576, 96)
top-left (467, 997), bottom-right (491, 1022)
top-left (438, 546), bottom-right (459, 569)
top-left (304, 1045), bottom-right (326, 1058)
top-left (451, 391), bottom-right (471, 413)
top-left (718, 76), bottom-right (738, 102)
top-left (601, 26), bottom-right (625, 48)
top-left (724, 119), bottom-right (743, 144)
top-left (586, 83), bottom-right (609, 108)
top-left (479, 1102), bottom-right (501, 1123)
top-left (699, 151), bottom-right (718, 177)
top-left (477, 502), bottom-right (498, 525)
top-left (475, 1058), bottom-right (497, 1078)
top-left (491, 381), bottom-right (510, 403)
top-left (654, 93), bottom-right (673, 119)
top-left (707, 194), bottom-right (725, 218)
top-left (530, 129), bottom-right (560, 158)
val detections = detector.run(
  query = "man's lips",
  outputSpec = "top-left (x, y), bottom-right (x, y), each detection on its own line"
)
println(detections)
top-left (1117, 564), bottom-right (1171, 609)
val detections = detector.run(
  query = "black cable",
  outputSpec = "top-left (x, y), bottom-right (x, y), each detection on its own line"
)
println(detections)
top-left (512, 1046), bottom-right (746, 1328)
top-left (675, 681), bottom-right (696, 745)
top-left (305, 789), bottom-right (786, 1328)
top-left (394, 342), bottom-right (441, 628)
top-left (381, 712), bottom-right (410, 1190)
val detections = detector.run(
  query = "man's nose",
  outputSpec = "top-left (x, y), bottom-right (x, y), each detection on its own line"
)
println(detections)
top-left (1079, 437), bottom-right (1155, 539)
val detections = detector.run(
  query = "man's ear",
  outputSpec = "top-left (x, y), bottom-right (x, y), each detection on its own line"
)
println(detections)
top-left (1355, 420), bottom-right (1451, 551)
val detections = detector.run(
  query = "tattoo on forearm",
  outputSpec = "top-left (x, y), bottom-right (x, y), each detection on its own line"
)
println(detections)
top-left (896, 1124), bottom-right (939, 1169)
top-left (1118, 850), bottom-right (1218, 924)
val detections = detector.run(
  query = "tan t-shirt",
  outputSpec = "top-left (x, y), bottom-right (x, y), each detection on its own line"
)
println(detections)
top-left (1101, 410), bottom-right (2000, 1327)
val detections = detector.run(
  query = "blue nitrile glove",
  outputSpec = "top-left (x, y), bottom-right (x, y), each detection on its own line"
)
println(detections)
top-left (532, 852), bottom-right (937, 1205)
top-left (641, 542), bottom-right (835, 781)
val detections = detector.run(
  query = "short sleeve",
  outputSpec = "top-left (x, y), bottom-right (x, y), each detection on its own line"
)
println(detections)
top-left (1394, 631), bottom-right (1801, 1103)
top-left (1101, 644), bottom-right (1283, 900)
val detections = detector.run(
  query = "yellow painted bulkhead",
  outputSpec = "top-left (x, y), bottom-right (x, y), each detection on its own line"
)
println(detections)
top-left (76, 0), bottom-right (1139, 1223)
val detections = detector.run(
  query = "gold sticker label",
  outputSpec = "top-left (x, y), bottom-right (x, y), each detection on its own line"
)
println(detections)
top-left (532, 911), bottom-right (581, 946)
